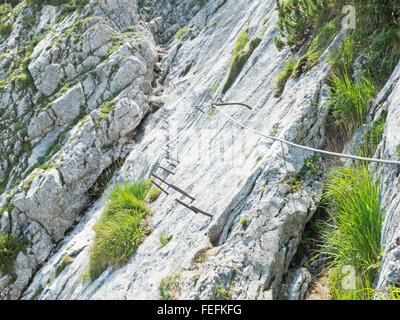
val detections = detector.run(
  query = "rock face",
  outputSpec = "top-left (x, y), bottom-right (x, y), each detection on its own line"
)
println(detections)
top-left (0, 0), bottom-right (399, 301)
top-left (0, 0), bottom-right (157, 299)
top-left (374, 61), bottom-right (400, 294)
top-left (17, 0), bottom-right (329, 300)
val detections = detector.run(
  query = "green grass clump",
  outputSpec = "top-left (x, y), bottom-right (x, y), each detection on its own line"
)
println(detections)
top-left (88, 182), bottom-right (152, 281)
top-left (316, 165), bottom-right (383, 300)
top-left (0, 234), bottom-right (29, 275)
top-left (182, 60), bottom-right (196, 76)
top-left (222, 28), bottom-right (262, 93)
top-left (159, 273), bottom-right (182, 300)
top-left (327, 71), bottom-right (377, 135)
top-left (275, 58), bottom-right (297, 97)
top-left (358, 112), bottom-right (387, 158)
top-left (30, 285), bottom-right (44, 300)
top-left (159, 232), bottom-right (173, 248)
top-left (240, 216), bottom-right (249, 229)
top-left (274, 36), bottom-right (285, 51)
top-left (148, 188), bottom-right (161, 203)
top-left (216, 282), bottom-right (232, 300)
top-left (292, 21), bottom-right (340, 78)
top-left (176, 26), bottom-right (188, 39)
top-left (55, 255), bottom-right (73, 277)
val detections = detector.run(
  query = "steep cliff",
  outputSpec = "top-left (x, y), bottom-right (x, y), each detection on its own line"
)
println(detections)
top-left (0, 0), bottom-right (399, 300)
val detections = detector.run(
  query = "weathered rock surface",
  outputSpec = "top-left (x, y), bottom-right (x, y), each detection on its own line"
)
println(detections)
top-left (19, 0), bottom-right (331, 300)
top-left (1, 0), bottom-right (400, 301)
top-left (374, 60), bottom-right (400, 295)
top-left (0, 0), bottom-right (157, 299)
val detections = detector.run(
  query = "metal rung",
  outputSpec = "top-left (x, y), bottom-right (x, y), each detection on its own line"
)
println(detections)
top-left (175, 199), bottom-right (197, 213)
top-left (151, 180), bottom-right (169, 195)
top-left (162, 152), bottom-right (179, 163)
top-left (175, 199), bottom-right (213, 219)
top-left (191, 205), bottom-right (213, 219)
top-left (167, 162), bottom-right (177, 168)
top-left (169, 184), bottom-right (195, 202)
top-left (195, 106), bottom-right (205, 113)
top-left (215, 102), bottom-right (252, 110)
top-left (151, 173), bottom-right (169, 185)
top-left (151, 174), bottom-right (195, 201)
top-left (157, 165), bottom-right (175, 175)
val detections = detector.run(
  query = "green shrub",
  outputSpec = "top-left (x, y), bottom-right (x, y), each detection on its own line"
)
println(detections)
top-left (316, 165), bottom-right (383, 300)
top-left (0, 233), bottom-right (28, 275)
top-left (364, 25), bottom-right (400, 83)
top-left (274, 36), bottom-right (285, 51)
top-left (0, 22), bottom-right (12, 39)
top-left (88, 182), bottom-right (151, 281)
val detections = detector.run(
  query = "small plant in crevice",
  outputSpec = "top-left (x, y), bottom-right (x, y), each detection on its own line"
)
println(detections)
top-left (30, 285), bottom-right (44, 300)
top-left (357, 112), bottom-right (387, 159)
top-left (182, 60), bottom-right (196, 76)
top-left (55, 255), bottom-right (74, 277)
top-left (0, 233), bottom-right (29, 276)
top-left (148, 187), bottom-right (162, 203)
top-left (283, 154), bottom-right (320, 192)
top-left (275, 58), bottom-right (297, 97)
top-left (87, 159), bottom-right (123, 199)
top-left (216, 282), bottom-right (232, 300)
top-left (240, 216), bottom-right (249, 229)
top-left (159, 231), bottom-right (173, 248)
top-left (159, 273), bottom-right (182, 300)
top-left (176, 26), bottom-right (188, 39)
top-left (194, 251), bottom-right (208, 264)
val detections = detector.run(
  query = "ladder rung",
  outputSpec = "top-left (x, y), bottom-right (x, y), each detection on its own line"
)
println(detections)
top-left (151, 181), bottom-right (169, 195)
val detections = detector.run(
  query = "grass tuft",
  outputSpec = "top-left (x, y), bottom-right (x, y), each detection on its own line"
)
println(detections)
top-left (87, 182), bottom-right (151, 281)
top-left (315, 165), bottom-right (383, 300)
top-left (159, 273), bottom-right (182, 300)
top-left (327, 71), bottom-right (377, 136)
top-left (222, 28), bottom-right (262, 93)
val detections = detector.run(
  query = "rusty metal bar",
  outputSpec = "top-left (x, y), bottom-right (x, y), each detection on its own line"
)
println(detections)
top-left (151, 180), bottom-right (169, 195)
top-left (191, 205), bottom-right (213, 219)
top-left (167, 161), bottom-right (177, 168)
top-left (175, 199), bottom-right (196, 212)
top-left (151, 173), bottom-right (170, 187)
top-left (215, 102), bottom-right (252, 110)
top-left (158, 165), bottom-right (175, 175)
top-left (169, 184), bottom-right (195, 201)
top-left (162, 152), bottom-right (179, 163)
top-left (175, 199), bottom-right (213, 219)
top-left (151, 174), bottom-right (194, 201)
